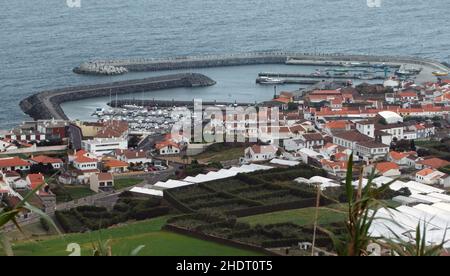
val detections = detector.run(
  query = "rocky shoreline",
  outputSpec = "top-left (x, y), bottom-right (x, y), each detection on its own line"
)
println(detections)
top-left (19, 73), bottom-right (216, 120)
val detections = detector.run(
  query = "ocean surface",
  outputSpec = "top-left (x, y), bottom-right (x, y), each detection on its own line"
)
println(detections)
top-left (1, 0), bottom-right (450, 128)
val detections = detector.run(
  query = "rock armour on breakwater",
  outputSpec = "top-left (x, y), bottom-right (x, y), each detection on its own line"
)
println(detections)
top-left (19, 73), bottom-right (216, 121)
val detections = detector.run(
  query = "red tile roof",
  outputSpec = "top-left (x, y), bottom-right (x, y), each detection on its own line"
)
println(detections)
top-left (416, 168), bottom-right (435, 177)
top-left (27, 173), bottom-right (45, 190)
top-left (250, 144), bottom-right (278, 154)
top-left (115, 149), bottom-right (147, 160)
top-left (375, 162), bottom-right (400, 174)
top-left (75, 155), bottom-right (97, 164)
top-left (325, 121), bottom-right (350, 129)
top-left (104, 159), bottom-right (129, 168)
top-left (155, 141), bottom-right (180, 150)
top-left (31, 155), bottom-right (63, 164)
top-left (417, 158), bottom-right (450, 169)
top-left (97, 173), bottom-right (113, 181)
top-left (0, 157), bottom-right (31, 168)
top-left (273, 97), bottom-right (291, 104)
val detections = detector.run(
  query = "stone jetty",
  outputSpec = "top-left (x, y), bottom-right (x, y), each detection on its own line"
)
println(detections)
top-left (19, 73), bottom-right (216, 120)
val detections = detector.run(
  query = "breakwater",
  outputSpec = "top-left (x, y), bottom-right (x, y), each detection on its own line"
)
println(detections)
top-left (74, 52), bottom-right (449, 76)
top-left (19, 73), bottom-right (216, 120)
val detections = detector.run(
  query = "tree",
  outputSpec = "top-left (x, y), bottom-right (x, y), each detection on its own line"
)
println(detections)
top-left (181, 154), bottom-right (189, 168)
top-left (410, 140), bottom-right (416, 151)
top-left (287, 102), bottom-right (298, 111)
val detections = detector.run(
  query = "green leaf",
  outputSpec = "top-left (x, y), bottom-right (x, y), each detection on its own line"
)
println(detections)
top-left (130, 245), bottom-right (146, 256)
top-left (0, 233), bottom-right (13, 256)
top-left (23, 203), bottom-right (61, 235)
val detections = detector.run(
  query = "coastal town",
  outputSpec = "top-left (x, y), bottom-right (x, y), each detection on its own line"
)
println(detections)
top-left (1, 57), bottom-right (450, 256)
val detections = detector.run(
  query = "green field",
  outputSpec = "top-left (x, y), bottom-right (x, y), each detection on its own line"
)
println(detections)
top-left (63, 186), bottom-right (95, 200)
top-left (114, 178), bottom-right (143, 190)
top-left (238, 207), bottom-right (346, 227)
top-left (11, 216), bottom-right (263, 256)
top-left (194, 146), bottom-right (246, 163)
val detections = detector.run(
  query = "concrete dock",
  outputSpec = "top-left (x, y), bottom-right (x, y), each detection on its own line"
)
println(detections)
top-left (258, 72), bottom-right (385, 80)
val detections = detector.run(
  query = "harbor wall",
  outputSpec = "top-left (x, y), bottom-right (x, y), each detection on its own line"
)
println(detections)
top-left (74, 52), bottom-right (450, 75)
top-left (19, 73), bottom-right (216, 121)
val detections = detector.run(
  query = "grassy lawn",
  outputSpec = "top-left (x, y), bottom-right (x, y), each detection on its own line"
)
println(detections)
top-left (64, 186), bottom-right (95, 200)
top-left (415, 140), bottom-right (443, 147)
top-left (54, 185), bottom-right (96, 202)
top-left (114, 178), bottom-right (143, 190)
top-left (238, 207), bottom-right (346, 227)
top-left (11, 216), bottom-right (263, 256)
top-left (194, 146), bottom-right (246, 163)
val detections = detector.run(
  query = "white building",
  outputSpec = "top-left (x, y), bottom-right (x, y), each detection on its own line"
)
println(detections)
top-left (378, 111), bottom-right (403, 124)
top-left (82, 137), bottom-right (128, 156)
top-left (90, 173), bottom-right (114, 193)
top-left (73, 153), bottom-right (98, 171)
top-left (416, 168), bottom-right (447, 185)
top-left (156, 141), bottom-right (181, 155)
top-left (115, 149), bottom-right (152, 164)
top-left (284, 138), bottom-right (304, 152)
top-left (356, 121), bottom-right (375, 138)
top-left (244, 145), bottom-right (278, 162)
top-left (355, 141), bottom-right (390, 162)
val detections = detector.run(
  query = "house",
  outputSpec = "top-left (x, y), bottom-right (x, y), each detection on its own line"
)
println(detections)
top-left (1, 171), bottom-right (26, 189)
top-left (323, 121), bottom-right (352, 135)
top-left (321, 143), bottom-right (340, 157)
top-left (298, 133), bottom-right (324, 149)
top-left (0, 139), bottom-right (18, 152)
top-left (398, 91), bottom-right (419, 102)
top-left (155, 141), bottom-right (181, 155)
top-left (333, 130), bottom-right (371, 151)
top-left (415, 168), bottom-right (446, 185)
top-left (244, 145), bottom-right (278, 162)
top-left (30, 155), bottom-right (64, 169)
top-left (284, 138), bottom-right (304, 152)
top-left (375, 123), bottom-right (404, 141)
top-left (73, 151), bottom-right (98, 171)
top-left (356, 121), bottom-right (375, 138)
top-left (388, 151), bottom-right (417, 167)
top-left (82, 137), bottom-right (128, 156)
top-left (90, 173), bottom-right (114, 193)
top-left (355, 141), bottom-right (389, 162)
top-left (375, 130), bottom-right (393, 146)
top-left (103, 159), bottom-right (129, 174)
top-left (413, 123), bottom-right (435, 139)
top-left (115, 149), bottom-right (152, 165)
top-left (321, 159), bottom-right (348, 178)
top-left (369, 162), bottom-right (401, 177)
top-left (298, 148), bottom-right (323, 165)
top-left (26, 173), bottom-right (45, 191)
top-left (416, 158), bottom-right (450, 170)
top-left (441, 174), bottom-right (450, 188)
top-left (0, 157), bottom-right (31, 172)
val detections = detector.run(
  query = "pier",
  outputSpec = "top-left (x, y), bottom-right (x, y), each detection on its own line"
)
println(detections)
top-left (19, 73), bottom-right (216, 121)
top-left (255, 78), bottom-right (350, 85)
top-left (258, 72), bottom-right (386, 80)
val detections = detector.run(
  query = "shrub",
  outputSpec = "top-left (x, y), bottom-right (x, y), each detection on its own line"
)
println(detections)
top-left (40, 217), bottom-right (50, 232)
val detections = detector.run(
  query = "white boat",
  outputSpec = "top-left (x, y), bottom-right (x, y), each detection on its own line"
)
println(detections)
top-left (257, 76), bottom-right (285, 84)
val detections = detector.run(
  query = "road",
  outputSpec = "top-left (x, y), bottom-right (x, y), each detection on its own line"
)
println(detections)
top-left (68, 124), bottom-right (82, 150)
